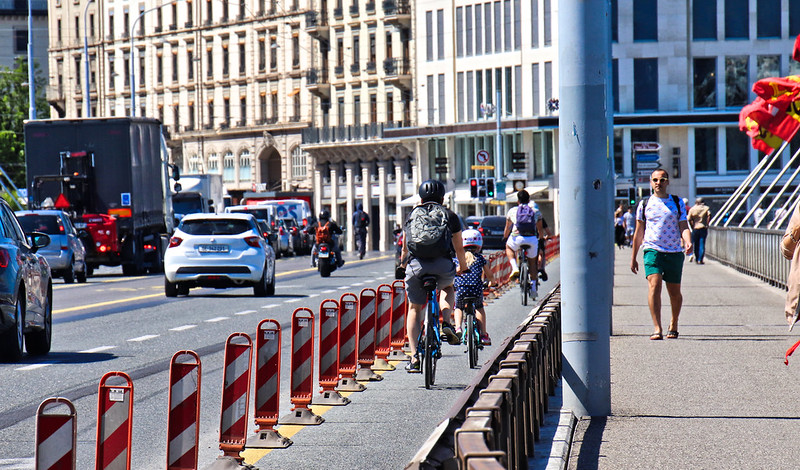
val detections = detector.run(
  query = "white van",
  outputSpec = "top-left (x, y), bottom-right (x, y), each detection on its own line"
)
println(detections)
top-left (256, 199), bottom-right (313, 225)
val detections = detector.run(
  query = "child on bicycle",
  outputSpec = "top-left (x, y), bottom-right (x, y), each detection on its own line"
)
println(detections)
top-left (453, 229), bottom-right (496, 345)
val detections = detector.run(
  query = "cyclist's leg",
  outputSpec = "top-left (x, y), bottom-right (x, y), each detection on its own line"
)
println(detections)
top-left (506, 236), bottom-right (520, 279)
top-left (476, 306), bottom-right (487, 335)
top-left (405, 302), bottom-right (424, 357)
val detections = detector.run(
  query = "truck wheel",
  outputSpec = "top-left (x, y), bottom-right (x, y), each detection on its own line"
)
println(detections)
top-left (165, 278), bottom-right (179, 297)
top-left (63, 261), bottom-right (75, 284)
top-left (122, 264), bottom-right (139, 276)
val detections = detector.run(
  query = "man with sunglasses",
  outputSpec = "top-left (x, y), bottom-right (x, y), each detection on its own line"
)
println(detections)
top-left (630, 169), bottom-right (693, 340)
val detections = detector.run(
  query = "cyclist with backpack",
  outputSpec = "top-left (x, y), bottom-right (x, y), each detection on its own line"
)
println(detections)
top-left (396, 179), bottom-right (468, 372)
top-left (308, 210), bottom-right (345, 268)
top-left (352, 203), bottom-right (371, 259)
top-left (503, 189), bottom-right (544, 283)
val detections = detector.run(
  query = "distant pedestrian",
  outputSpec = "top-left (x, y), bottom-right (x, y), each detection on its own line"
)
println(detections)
top-left (630, 169), bottom-right (692, 340)
top-left (623, 206), bottom-right (635, 246)
top-left (614, 207), bottom-right (626, 249)
top-left (353, 202), bottom-right (370, 260)
top-left (780, 203), bottom-right (800, 328)
top-left (687, 197), bottom-right (711, 264)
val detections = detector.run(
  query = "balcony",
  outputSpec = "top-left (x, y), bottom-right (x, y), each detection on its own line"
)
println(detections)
top-left (365, 61), bottom-right (376, 74)
top-left (333, 6), bottom-right (343, 18)
top-left (302, 122), bottom-right (403, 144)
top-left (350, 63), bottom-right (360, 75)
top-left (365, 1), bottom-right (375, 13)
top-left (305, 11), bottom-right (329, 40)
top-left (382, 0), bottom-right (410, 27)
top-left (349, 3), bottom-right (359, 16)
top-left (306, 68), bottom-right (331, 98)
top-left (334, 65), bottom-right (344, 77)
top-left (185, 20), bottom-right (193, 28)
top-left (383, 57), bottom-right (411, 89)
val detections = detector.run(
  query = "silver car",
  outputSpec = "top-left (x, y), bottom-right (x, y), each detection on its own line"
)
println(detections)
top-left (15, 210), bottom-right (88, 283)
top-left (164, 213), bottom-right (276, 297)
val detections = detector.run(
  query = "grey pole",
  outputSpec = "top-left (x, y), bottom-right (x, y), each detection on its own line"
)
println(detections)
top-left (83, 0), bottom-right (94, 117)
top-left (495, 89), bottom-right (503, 181)
top-left (558, 0), bottom-right (612, 417)
top-left (27, 0), bottom-right (35, 120)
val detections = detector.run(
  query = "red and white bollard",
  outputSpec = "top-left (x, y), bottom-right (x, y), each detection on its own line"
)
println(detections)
top-left (279, 308), bottom-right (324, 425)
top-left (388, 280), bottom-right (409, 361)
top-left (246, 319), bottom-right (292, 449)
top-left (313, 299), bottom-right (350, 405)
top-left (95, 372), bottom-right (133, 470)
top-left (336, 293), bottom-right (365, 392)
top-left (36, 397), bottom-right (77, 470)
top-left (167, 351), bottom-right (201, 470)
top-left (355, 288), bottom-right (382, 381)
top-left (372, 284), bottom-right (395, 371)
top-left (206, 333), bottom-right (252, 470)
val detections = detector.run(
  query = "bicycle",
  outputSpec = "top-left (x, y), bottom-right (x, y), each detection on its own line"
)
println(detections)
top-left (518, 244), bottom-right (538, 306)
top-left (460, 294), bottom-right (483, 369)
top-left (416, 274), bottom-right (442, 389)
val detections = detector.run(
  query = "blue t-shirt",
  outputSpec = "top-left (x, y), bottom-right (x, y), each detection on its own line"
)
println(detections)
top-left (454, 253), bottom-right (487, 300)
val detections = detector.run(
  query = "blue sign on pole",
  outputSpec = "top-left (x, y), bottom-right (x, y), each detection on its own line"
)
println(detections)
top-left (635, 153), bottom-right (660, 162)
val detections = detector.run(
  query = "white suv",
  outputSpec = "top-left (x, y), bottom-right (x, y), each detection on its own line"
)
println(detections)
top-left (164, 213), bottom-right (275, 297)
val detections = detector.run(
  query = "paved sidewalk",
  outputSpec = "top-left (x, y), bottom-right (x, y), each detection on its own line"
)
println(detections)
top-left (564, 250), bottom-right (800, 469)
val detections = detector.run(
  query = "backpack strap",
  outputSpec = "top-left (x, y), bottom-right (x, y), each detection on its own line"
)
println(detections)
top-left (642, 194), bottom-right (683, 224)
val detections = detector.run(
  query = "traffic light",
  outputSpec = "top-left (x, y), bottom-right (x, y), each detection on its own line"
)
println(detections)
top-left (434, 156), bottom-right (448, 175)
top-left (511, 152), bottom-right (527, 171)
top-left (628, 187), bottom-right (636, 206)
top-left (486, 177), bottom-right (495, 198)
top-left (477, 178), bottom-right (487, 198)
top-left (470, 178), bottom-right (479, 197)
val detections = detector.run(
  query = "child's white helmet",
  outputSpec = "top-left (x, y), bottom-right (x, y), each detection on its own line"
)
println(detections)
top-left (462, 229), bottom-right (483, 248)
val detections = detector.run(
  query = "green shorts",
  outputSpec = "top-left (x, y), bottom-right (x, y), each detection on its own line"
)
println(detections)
top-left (643, 249), bottom-right (685, 284)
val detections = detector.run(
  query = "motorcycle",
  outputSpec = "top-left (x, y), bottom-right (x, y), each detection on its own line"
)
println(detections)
top-left (317, 242), bottom-right (338, 277)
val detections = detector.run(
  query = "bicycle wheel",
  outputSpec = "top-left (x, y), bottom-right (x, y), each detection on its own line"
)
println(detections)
top-left (424, 315), bottom-right (436, 389)
top-left (466, 309), bottom-right (479, 369)
top-left (520, 262), bottom-right (529, 306)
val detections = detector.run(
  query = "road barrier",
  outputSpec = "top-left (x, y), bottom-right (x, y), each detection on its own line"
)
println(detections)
top-left (35, 397), bottom-right (77, 470)
top-left (167, 351), bottom-right (202, 469)
top-left (95, 372), bottom-right (134, 470)
top-left (355, 288), bottom-right (382, 381)
top-left (247, 320), bottom-right (291, 449)
top-left (279, 308), bottom-right (324, 425)
top-left (314, 299), bottom-right (350, 405)
top-left (388, 280), bottom-right (409, 361)
top-left (406, 286), bottom-right (562, 469)
top-left (373, 284), bottom-right (396, 371)
top-left (336, 293), bottom-right (365, 392)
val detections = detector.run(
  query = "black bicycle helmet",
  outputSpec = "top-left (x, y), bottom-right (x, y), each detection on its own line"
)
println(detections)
top-left (418, 179), bottom-right (446, 203)
top-left (319, 209), bottom-right (330, 221)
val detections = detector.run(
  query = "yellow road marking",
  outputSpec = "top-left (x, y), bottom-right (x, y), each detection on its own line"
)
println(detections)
top-left (53, 293), bottom-right (164, 314)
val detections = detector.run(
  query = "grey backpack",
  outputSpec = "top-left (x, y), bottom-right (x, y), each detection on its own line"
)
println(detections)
top-left (405, 202), bottom-right (451, 259)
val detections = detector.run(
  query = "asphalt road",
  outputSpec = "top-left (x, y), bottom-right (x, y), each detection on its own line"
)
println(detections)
top-left (0, 250), bottom-right (559, 469)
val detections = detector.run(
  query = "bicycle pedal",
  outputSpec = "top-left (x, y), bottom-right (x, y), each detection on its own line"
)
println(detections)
top-left (435, 351), bottom-right (442, 359)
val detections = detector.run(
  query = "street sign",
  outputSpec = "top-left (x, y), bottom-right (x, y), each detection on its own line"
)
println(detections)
top-left (636, 176), bottom-right (650, 184)
top-left (635, 153), bottom-right (660, 162)
top-left (506, 172), bottom-right (526, 180)
top-left (636, 161), bottom-right (661, 170)
top-left (632, 142), bottom-right (662, 152)
top-left (476, 149), bottom-right (490, 164)
top-left (471, 165), bottom-right (495, 170)
top-left (636, 169), bottom-right (655, 177)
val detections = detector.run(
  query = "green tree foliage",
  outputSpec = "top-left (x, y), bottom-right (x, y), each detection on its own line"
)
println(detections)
top-left (0, 57), bottom-right (50, 187)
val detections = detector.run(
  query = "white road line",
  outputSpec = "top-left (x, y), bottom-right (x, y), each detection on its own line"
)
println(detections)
top-left (321, 289), bottom-right (337, 294)
top-left (262, 304), bottom-right (279, 309)
top-left (80, 345), bottom-right (116, 353)
top-left (170, 324), bottom-right (197, 332)
top-left (15, 363), bottom-right (53, 371)
top-left (308, 294), bottom-right (320, 299)
top-left (339, 285), bottom-right (352, 290)
top-left (284, 298), bottom-right (302, 303)
top-left (352, 282), bottom-right (365, 286)
top-left (0, 457), bottom-right (34, 468)
top-left (128, 334), bottom-right (159, 342)
top-left (205, 316), bottom-right (230, 323)
top-left (234, 310), bottom-right (257, 316)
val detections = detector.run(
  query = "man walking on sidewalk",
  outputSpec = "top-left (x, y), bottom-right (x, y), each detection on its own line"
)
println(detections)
top-left (630, 169), bottom-right (693, 340)
top-left (353, 203), bottom-right (370, 260)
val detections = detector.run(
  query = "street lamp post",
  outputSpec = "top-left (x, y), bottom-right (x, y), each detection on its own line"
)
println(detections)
top-left (130, 1), bottom-right (180, 117)
top-left (83, 0), bottom-right (95, 117)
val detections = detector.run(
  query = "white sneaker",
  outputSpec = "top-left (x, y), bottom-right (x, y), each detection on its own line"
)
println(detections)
top-left (509, 269), bottom-right (520, 281)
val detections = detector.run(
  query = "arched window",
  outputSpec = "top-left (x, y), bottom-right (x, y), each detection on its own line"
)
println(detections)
top-left (188, 154), bottom-right (202, 173)
top-left (239, 150), bottom-right (251, 181)
top-left (207, 153), bottom-right (220, 174)
top-left (223, 151), bottom-right (235, 182)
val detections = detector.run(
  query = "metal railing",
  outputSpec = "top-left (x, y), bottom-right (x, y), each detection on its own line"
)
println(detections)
top-left (301, 121), bottom-right (410, 144)
top-left (707, 226), bottom-right (788, 289)
top-left (406, 286), bottom-right (562, 469)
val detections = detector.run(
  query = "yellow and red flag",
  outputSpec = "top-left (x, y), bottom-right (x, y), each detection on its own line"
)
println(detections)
top-left (739, 97), bottom-right (798, 152)
top-left (752, 76), bottom-right (800, 103)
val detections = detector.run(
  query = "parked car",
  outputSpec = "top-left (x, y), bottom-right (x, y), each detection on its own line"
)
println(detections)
top-left (16, 210), bottom-right (88, 283)
top-left (256, 220), bottom-right (281, 257)
top-left (465, 216), bottom-right (483, 230)
top-left (281, 217), bottom-right (312, 255)
top-left (0, 200), bottom-right (53, 361)
top-left (164, 213), bottom-right (276, 297)
top-left (477, 215), bottom-right (508, 250)
top-left (225, 205), bottom-right (283, 257)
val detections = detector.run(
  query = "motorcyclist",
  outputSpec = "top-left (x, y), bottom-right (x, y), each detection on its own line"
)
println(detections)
top-left (307, 210), bottom-right (345, 268)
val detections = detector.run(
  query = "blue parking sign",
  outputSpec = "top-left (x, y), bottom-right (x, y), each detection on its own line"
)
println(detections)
top-left (121, 193), bottom-right (131, 206)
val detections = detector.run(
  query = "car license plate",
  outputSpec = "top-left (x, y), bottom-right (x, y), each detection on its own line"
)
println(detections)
top-left (319, 251), bottom-right (330, 258)
top-left (198, 244), bottom-right (230, 253)
top-left (74, 222), bottom-right (87, 229)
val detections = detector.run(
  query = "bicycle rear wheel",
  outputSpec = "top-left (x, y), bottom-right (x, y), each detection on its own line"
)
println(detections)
top-left (424, 317), bottom-right (436, 389)
top-left (466, 309), bottom-right (479, 368)
top-left (520, 262), bottom-right (529, 306)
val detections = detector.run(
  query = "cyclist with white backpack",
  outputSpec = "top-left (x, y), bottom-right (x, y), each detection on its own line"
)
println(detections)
top-left (503, 189), bottom-right (544, 282)
top-left (396, 179), bottom-right (468, 372)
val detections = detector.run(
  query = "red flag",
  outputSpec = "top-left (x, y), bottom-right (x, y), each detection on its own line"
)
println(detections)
top-left (794, 34), bottom-right (800, 63)
top-left (752, 76), bottom-right (800, 103)
top-left (739, 98), bottom-right (792, 152)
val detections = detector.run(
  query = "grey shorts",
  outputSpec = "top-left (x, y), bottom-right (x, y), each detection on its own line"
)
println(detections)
top-left (404, 257), bottom-right (456, 305)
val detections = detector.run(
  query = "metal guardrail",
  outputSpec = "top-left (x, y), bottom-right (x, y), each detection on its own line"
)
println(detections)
top-left (406, 286), bottom-right (562, 469)
top-left (706, 226), bottom-right (788, 289)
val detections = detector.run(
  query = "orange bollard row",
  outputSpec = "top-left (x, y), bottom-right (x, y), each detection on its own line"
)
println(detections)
top-left (279, 308), bottom-right (324, 426)
top-left (95, 372), bottom-right (134, 470)
top-left (36, 397), bottom-right (77, 470)
top-left (314, 299), bottom-right (350, 405)
top-left (167, 351), bottom-right (202, 469)
top-left (373, 284), bottom-right (396, 371)
top-left (355, 288), bottom-right (382, 381)
top-left (247, 320), bottom-right (291, 449)
top-left (388, 280), bottom-right (409, 361)
top-left (336, 293), bottom-right (365, 392)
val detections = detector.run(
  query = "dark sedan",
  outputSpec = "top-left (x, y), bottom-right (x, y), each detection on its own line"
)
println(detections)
top-left (478, 215), bottom-right (508, 250)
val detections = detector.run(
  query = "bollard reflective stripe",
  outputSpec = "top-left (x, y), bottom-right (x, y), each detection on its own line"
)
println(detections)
top-left (278, 308), bottom-right (325, 425)
top-left (389, 280), bottom-right (408, 354)
top-left (318, 299), bottom-right (340, 388)
top-left (357, 288), bottom-right (377, 367)
top-left (95, 372), bottom-right (133, 470)
top-left (167, 350), bottom-right (201, 470)
top-left (36, 397), bottom-right (77, 470)
top-left (374, 284), bottom-right (394, 366)
top-left (253, 320), bottom-right (281, 426)
top-left (337, 293), bottom-right (359, 377)
top-left (218, 333), bottom-right (252, 459)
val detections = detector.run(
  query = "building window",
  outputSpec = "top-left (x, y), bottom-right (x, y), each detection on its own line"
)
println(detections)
top-left (467, 71), bottom-right (474, 121)
top-left (466, 6), bottom-right (473, 57)
top-left (187, 48), bottom-right (194, 80)
top-left (612, 58), bottom-right (619, 112)
top-left (693, 57), bottom-right (716, 108)
top-left (757, 0), bottom-right (780, 39)
top-left (456, 7), bottom-right (463, 58)
top-left (457, 72), bottom-right (464, 122)
top-left (725, 56), bottom-right (748, 107)
top-left (269, 31), bottom-right (277, 70)
top-left (437, 10), bottom-right (445, 59)
top-left (633, 0), bottom-right (657, 41)
top-left (610, 0), bottom-right (616, 42)
top-left (485, 3), bottom-right (492, 53)
top-left (426, 11), bottom-right (433, 61)
top-left (13, 29), bottom-right (26, 54)
top-left (542, 0), bottom-right (551, 46)
top-left (694, 128), bottom-right (718, 173)
top-left (172, 51), bottom-right (178, 82)
top-left (208, 153), bottom-right (220, 174)
top-left (726, 127), bottom-right (749, 172)
top-left (207, 47), bottom-right (213, 78)
top-left (725, 0), bottom-right (748, 39)
top-left (513, 0), bottom-right (520, 50)
top-left (222, 43), bottom-right (229, 77)
top-left (387, 92), bottom-right (394, 122)
top-left (692, 0), bottom-right (716, 40)
top-left (633, 58), bottom-right (658, 111)
top-left (370, 93), bottom-right (377, 123)
top-left (207, 100), bottom-right (214, 126)
top-left (240, 96), bottom-right (246, 125)
top-left (291, 147), bottom-right (307, 178)
top-left (532, 63), bottom-right (540, 115)
top-left (614, 128), bottom-right (623, 175)
top-left (475, 6), bottom-right (483, 55)
top-left (792, 0), bottom-right (800, 36)
top-left (438, 73), bottom-right (446, 124)
top-left (223, 152), bottom-right (235, 182)
top-left (544, 61), bottom-right (552, 109)
top-left (157, 49), bottom-right (164, 84)
top-left (259, 33), bottom-right (266, 71)
top-left (756, 55), bottom-right (780, 80)
top-left (292, 27), bottom-right (300, 69)
top-left (503, 0), bottom-right (511, 51)
top-left (239, 151), bottom-right (252, 181)
top-left (494, 1), bottom-right (501, 52)
top-left (353, 95), bottom-right (360, 126)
